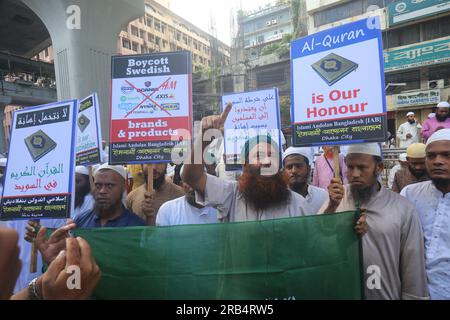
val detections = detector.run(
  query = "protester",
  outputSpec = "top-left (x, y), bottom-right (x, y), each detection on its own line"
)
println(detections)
top-left (421, 101), bottom-right (450, 142)
top-left (183, 103), bottom-right (366, 233)
top-left (320, 143), bottom-right (428, 300)
top-left (127, 163), bottom-right (184, 225)
top-left (401, 129), bottom-right (450, 299)
top-left (282, 146), bottom-right (328, 214)
top-left (392, 143), bottom-right (429, 193)
top-left (73, 164), bottom-right (146, 228)
top-left (388, 153), bottom-right (407, 189)
top-left (156, 165), bottom-right (218, 226)
top-left (312, 146), bottom-right (348, 190)
top-left (73, 166), bottom-right (95, 217)
top-left (397, 112), bottom-right (422, 148)
top-left (0, 226), bottom-right (100, 300)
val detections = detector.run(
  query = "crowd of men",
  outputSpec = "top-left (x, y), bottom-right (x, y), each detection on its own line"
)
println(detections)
top-left (1, 101), bottom-right (450, 300)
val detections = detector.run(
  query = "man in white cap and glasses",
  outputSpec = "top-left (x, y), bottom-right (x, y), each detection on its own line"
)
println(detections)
top-left (421, 101), bottom-right (450, 142)
top-left (320, 143), bottom-right (428, 300)
top-left (282, 147), bottom-right (328, 214)
top-left (401, 129), bottom-right (450, 299)
top-left (397, 111), bottom-right (422, 148)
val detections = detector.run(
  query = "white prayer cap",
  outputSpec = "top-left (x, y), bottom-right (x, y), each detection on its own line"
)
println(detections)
top-left (437, 101), bottom-right (450, 108)
top-left (399, 153), bottom-right (407, 162)
top-left (94, 163), bottom-right (127, 180)
top-left (428, 113), bottom-right (436, 119)
top-left (0, 158), bottom-right (7, 167)
top-left (406, 112), bottom-right (414, 117)
top-left (347, 143), bottom-right (381, 157)
top-left (282, 146), bottom-right (314, 165)
top-left (75, 165), bottom-right (89, 176)
top-left (426, 128), bottom-right (450, 147)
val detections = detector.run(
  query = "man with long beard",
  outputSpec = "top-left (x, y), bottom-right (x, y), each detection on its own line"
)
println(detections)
top-left (397, 112), bottom-right (421, 148)
top-left (421, 101), bottom-right (450, 142)
top-left (401, 129), bottom-right (450, 299)
top-left (127, 163), bottom-right (184, 225)
top-left (183, 104), bottom-right (366, 229)
top-left (320, 143), bottom-right (428, 300)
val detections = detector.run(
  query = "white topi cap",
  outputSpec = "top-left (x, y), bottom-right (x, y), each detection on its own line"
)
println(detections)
top-left (94, 163), bottom-right (127, 180)
top-left (347, 143), bottom-right (382, 157)
top-left (282, 146), bottom-right (315, 165)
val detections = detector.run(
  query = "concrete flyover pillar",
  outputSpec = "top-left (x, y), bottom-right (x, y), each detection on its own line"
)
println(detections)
top-left (21, 0), bottom-right (145, 142)
top-left (0, 95), bottom-right (12, 155)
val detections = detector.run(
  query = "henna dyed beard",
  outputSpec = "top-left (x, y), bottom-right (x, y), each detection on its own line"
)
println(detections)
top-left (238, 165), bottom-right (291, 212)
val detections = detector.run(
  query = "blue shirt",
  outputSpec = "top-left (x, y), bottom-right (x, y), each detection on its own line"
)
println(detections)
top-left (401, 181), bottom-right (450, 300)
top-left (74, 207), bottom-right (146, 228)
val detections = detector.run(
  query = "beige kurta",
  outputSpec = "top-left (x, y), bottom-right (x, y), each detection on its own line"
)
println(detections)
top-left (319, 184), bottom-right (429, 300)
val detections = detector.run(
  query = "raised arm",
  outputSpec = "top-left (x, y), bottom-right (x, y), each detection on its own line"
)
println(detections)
top-left (182, 103), bottom-right (232, 197)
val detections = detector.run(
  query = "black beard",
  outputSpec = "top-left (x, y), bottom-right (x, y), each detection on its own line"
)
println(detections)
top-left (436, 114), bottom-right (448, 122)
top-left (408, 119), bottom-right (415, 124)
top-left (432, 178), bottom-right (449, 190)
top-left (350, 182), bottom-right (378, 205)
top-left (144, 172), bottom-right (166, 190)
top-left (185, 191), bottom-right (203, 209)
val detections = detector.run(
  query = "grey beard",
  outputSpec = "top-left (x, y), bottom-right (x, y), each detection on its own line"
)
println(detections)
top-left (350, 182), bottom-right (379, 205)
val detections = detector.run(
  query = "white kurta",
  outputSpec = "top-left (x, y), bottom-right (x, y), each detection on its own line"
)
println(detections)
top-left (397, 121), bottom-right (422, 148)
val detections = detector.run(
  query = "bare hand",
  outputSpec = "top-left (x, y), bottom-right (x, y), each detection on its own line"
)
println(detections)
top-left (142, 191), bottom-right (156, 218)
top-left (406, 133), bottom-right (412, 139)
top-left (36, 223), bottom-right (76, 265)
top-left (0, 227), bottom-right (21, 300)
top-left (40, 237), bottom-right (101, 300)
top-left (327, 178), bottom-right (344, 210)
top-left (201, 103), bottom-right (232, 134)
top-left (354, 209), bottom-right (368, 236)
top-left (24, 220), bottom-right (40, 243)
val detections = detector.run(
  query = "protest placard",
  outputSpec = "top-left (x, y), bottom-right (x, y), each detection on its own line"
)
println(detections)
top-left (0, 100), bottom-right (77, 220)
top-left (291, 17), bottom-right (387, 146)
top-left (109, 52), bottom-right (192, 164)
top-left (222, 88), bottom-right (281, 170)
top-left (75, 93), bottom-right (102, 166)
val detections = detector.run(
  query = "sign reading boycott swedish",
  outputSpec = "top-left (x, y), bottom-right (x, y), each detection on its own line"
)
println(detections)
top-left (290, 17), bottom-right (387, 146)
top-left (109, 52), bottom-right (192, 164)
top-left (69, 212), bottom-right (363, 299)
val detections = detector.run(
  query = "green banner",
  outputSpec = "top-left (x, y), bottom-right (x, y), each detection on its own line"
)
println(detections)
top-left (72, 211), bottom-right (363, 300)
top-left (384, 37), bottom-right (450, 72)
top-left (388, 0), bottom-right (450, 26)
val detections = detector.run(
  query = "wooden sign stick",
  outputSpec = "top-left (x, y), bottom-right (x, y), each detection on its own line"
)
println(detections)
top-left (30, 219), bottom-right (40, 273)
top-left (333, 147), bottom-right (340, 181)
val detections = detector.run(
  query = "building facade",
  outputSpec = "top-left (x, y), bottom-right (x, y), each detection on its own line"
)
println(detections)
top-left (305, 0), bottom-right (450, 145)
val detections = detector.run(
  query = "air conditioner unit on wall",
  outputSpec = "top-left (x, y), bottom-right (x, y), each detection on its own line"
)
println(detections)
top-left (428, 79), bottom-right (445, 89)
top-left (266, 21), bottom-right (272, 26)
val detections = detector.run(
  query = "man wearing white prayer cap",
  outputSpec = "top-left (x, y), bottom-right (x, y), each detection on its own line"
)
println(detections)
top-left (421, 101), bottom-right (450, 142)
top-left (320, 143), bottom-right (428, 300)
top-left (401, 129), bottom-right (450, 299)
top-left (73, 164), bottom-right (146, 228)
top-left (73, 166), bottom-right (95, 220)
top-left (282, 147), bottom-right (328, 214)
top-left (397, 111), bottom-right (422, 148)
top-left (388, 153), bottom-right (408, 189)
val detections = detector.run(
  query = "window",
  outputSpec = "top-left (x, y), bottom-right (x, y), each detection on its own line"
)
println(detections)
top-left (140, 29), bottom-right (146, 39)
top-left (154, 19), bottom-right (161, 32)
top-left (183, 35), bottom-right (188, 45)
top-left (163, 40), bottom-right (168, 48)
top-left (155, 37), bottom-right (160, 46)
top-left (193, 40), bottom-right (198, 50)
top-left (244, 39), bottom-right (250, 47)
top-left (161, 23), bottom-right (166, 34)
top-left (257, 35), bottom-right (264, 43)
top-left (429, 66), bottom-right (450, 86)
top-left (146, 16), bottom-right (153, 27)
top-left (385, 70), bottom-right (420, 91)
top-left (122, 38), bottom-right (131, 49)
top-left (148, 33), bottom-right (154, 43)
top-left (257, 69), bottom-right (285, 87)
top-left (423, 16), bottom-right (450, 41)
top-left (176, 32), bottom-right (181, 41)
top-left (131, 25), bottom-right (139, 37)
top-left (132, 42), bottom-right (139, 52)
